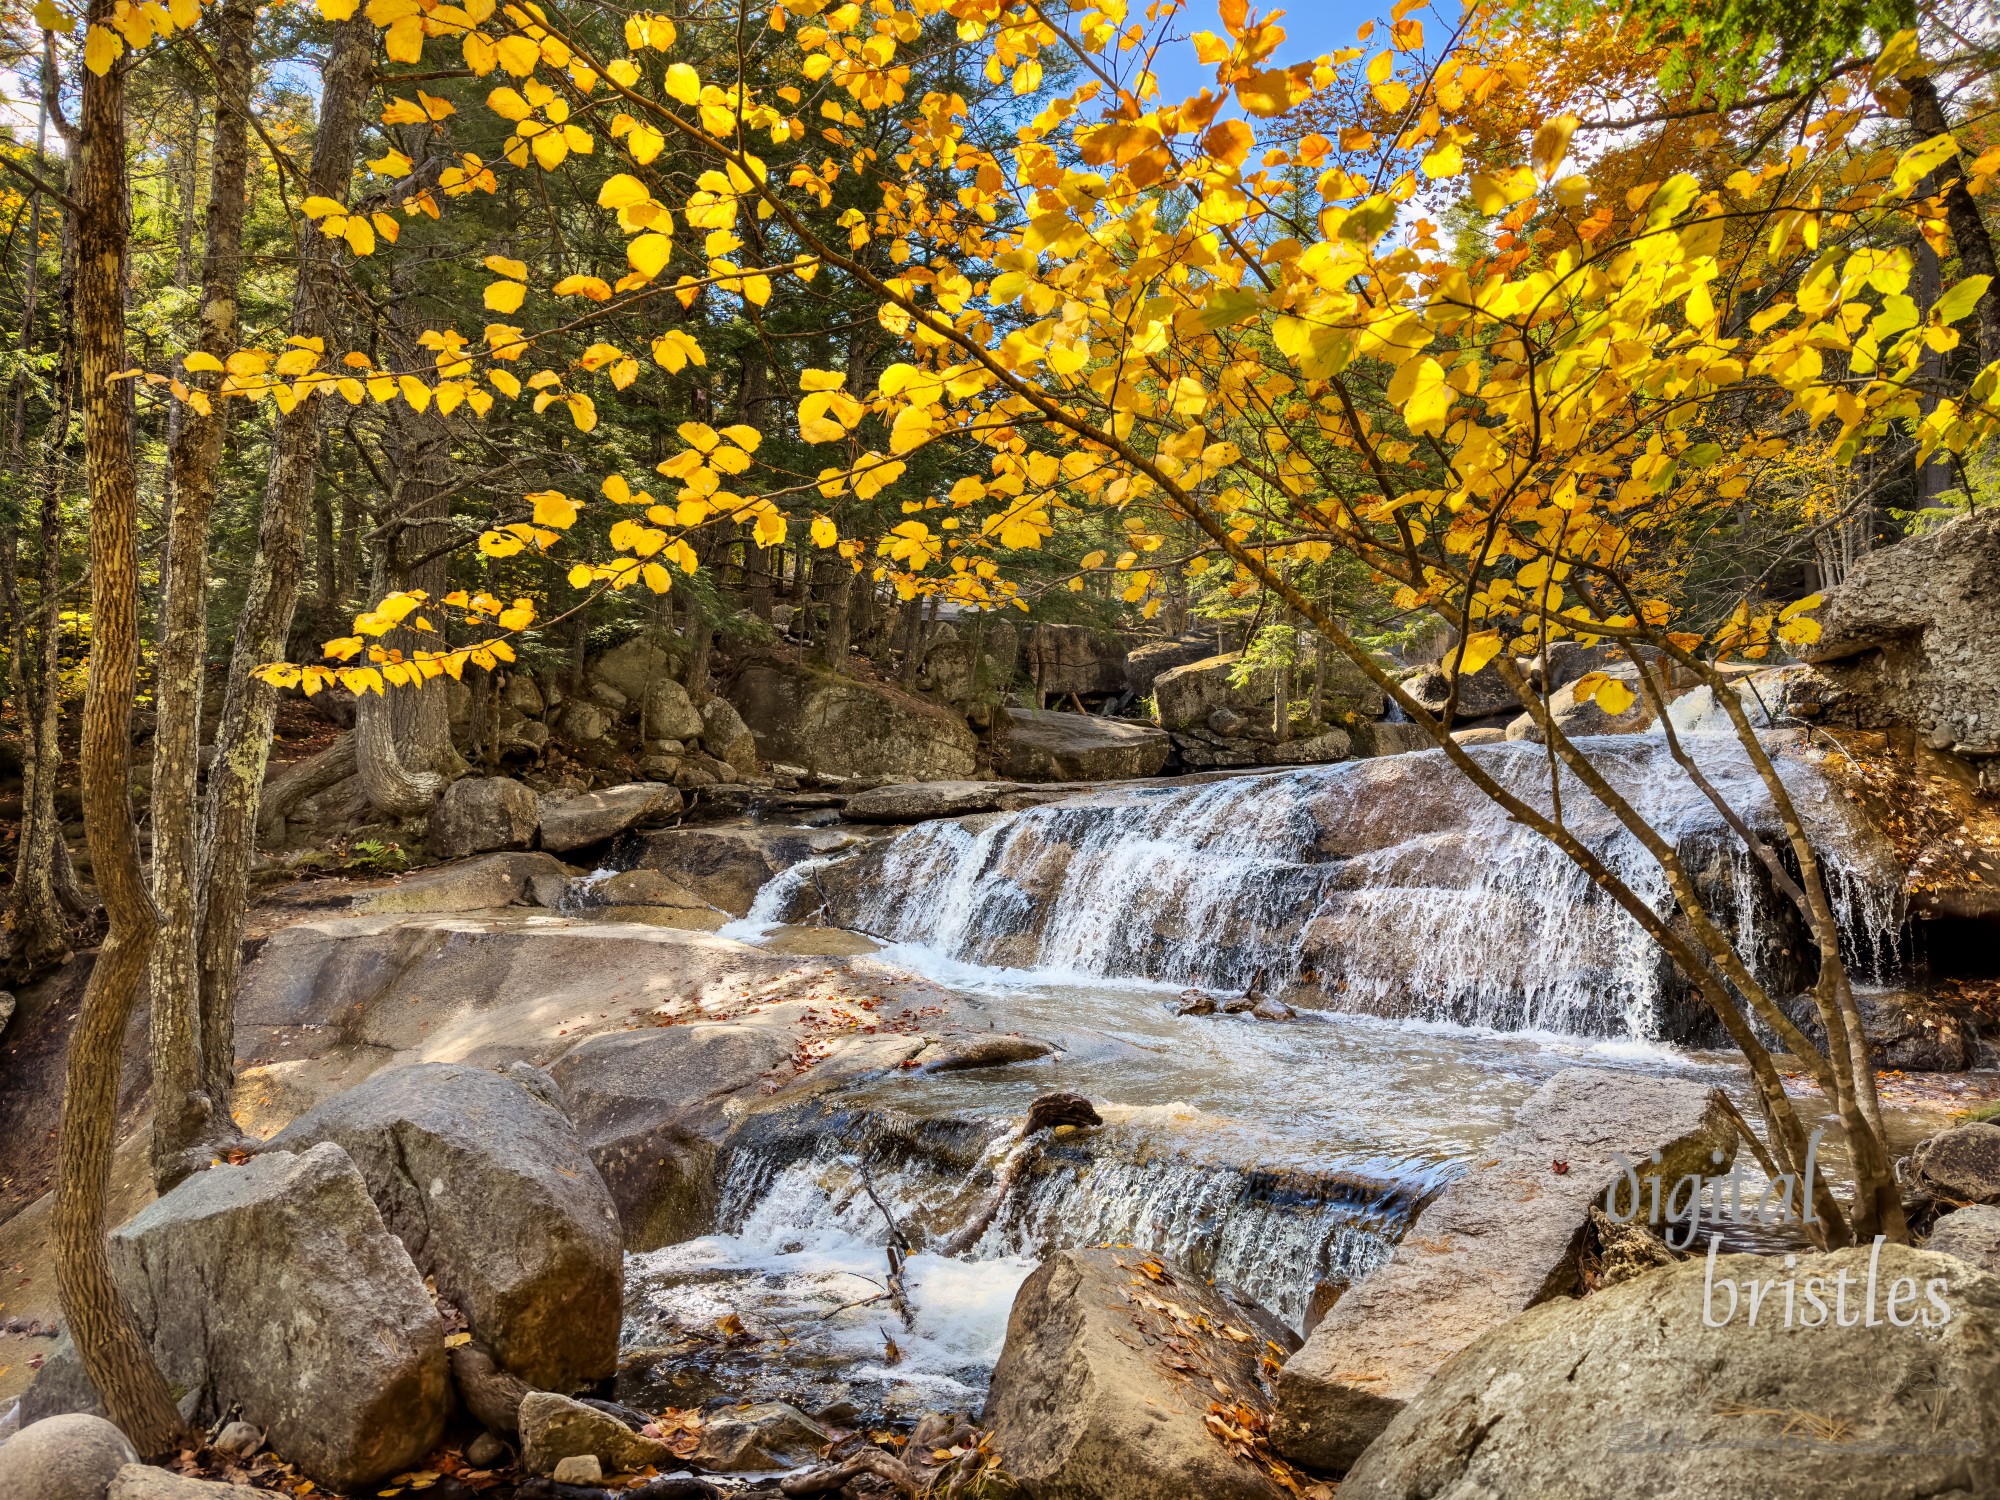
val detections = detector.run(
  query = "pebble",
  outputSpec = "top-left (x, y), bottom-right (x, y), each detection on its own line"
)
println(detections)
top-left (551, 1453), bottom-right (603, 1484)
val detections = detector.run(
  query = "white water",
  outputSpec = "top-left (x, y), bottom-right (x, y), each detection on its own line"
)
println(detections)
top-left (800, 737), bottom-right (1904, 1041)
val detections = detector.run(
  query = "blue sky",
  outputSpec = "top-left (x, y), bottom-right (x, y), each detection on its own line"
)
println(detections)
top-left (1145, 0), bottom-right (1389, 104)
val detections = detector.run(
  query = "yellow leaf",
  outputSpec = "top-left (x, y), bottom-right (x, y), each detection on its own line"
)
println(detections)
top-left (31, 0), bottom-right (64, 28)
top-left (1458, 631), bottom-right (1504, 675)
top-left (664, 62), bottom-right (700, 106)
top-left (530, 490), bottom-right (577, 526)
top-left (599, 173), bottom-right (651, 209)
top-left (1593, 678), bottom-right (1636, 716)
top-left (84, 25), bottom-right (121, 76)
top-left (496, 34), bottom-right (540, 77)
top-left (810, 515), bottom-right (837, 547)
top-left (385, 13), bottom-right (423, 63)
top-left (183, 351), bottom-right (225, 374)
top-left (627, 233), bottom-right (673, 278)
top-left (483, 280), bottom-right (526, 313)
top-left (800, 368), bottom-right (846, 391)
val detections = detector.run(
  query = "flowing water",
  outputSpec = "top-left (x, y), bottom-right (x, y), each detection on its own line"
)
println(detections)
top-left (624, 733), bottom-right (1932, 1432)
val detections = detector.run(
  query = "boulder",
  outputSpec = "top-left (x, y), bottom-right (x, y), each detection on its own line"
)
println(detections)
top-left (1402, 661), bottom-right (1520, 720)
top-left (732, 661), bottom-right (978, 781)
top-left (0, 1415), bottom-right (137, 1500)
top-left (549, 1024), bottom-right (796, 1248)
top-left (1025, 623), bottom-right (1129, 697)
top-left (1265, 729), bottom-right (1351, 765)
top-left (983, 1248), bottom-right (1290, 1500)
top-left (642, 677), bottom-right (704, 743)
top-left (269, 1063), bottom-right (622, 1391)
top-left (1530, 640), bottom-right (1620, 692)
top-left (692, 1402), bottom-right (831, 1471)
top-left (1125, 636), bottom-right (1220, 696)
top-left (844, 780), bottom-right (1015, 821)
top-left (350, 850), bottom-right (568, 914)
top-left (590, 636), bottom-right (680, 705)
top-left (1504, 669), bottom-right (1657, 742)
top-left (1801, 505), bottom-right (2000, 755)
top-left (992, 709), bottom-right (1171, 782)
top-left (592, 868), bottom-right (716, 915)
top-left (106, 1470), bottom-right (262, 1500)
top-left (700, 697), bottom-right (760, 772)
top-left (1928, 1204), bottom-right (2000, 1276)
top-left (1352, 721), bottom-right (1436, 757)
top-left (503, 674), bottom-right (545, 718)
top-left (587, 681), bottom-right (628, 713)
top-left (539, 783), bottom-right (681, 853)
top-left (1909, 1123), bottom-right (2000, 1206)
top-left (557, 700), bottom-right (612, 745)
top-left (912, 1035), bottom-right (1055, 1071)
top-left (427, 776), bottom-right (539, 859)
top-left (519, 1392), bottom-right (674, 1478)
top-left (1341, 1244), bottom-right (2000, 1499)
top-left (1156, 652), bottom-right (1385, 733)
top-left (623, 825), bottom-right (819, 916)
top-left (21, 1145), bottom-right (448, 1491)
top-left (1783, 986), bottom-right (1972, 1072)
top-left (1272, 1067), bottom-right (1736, 1472)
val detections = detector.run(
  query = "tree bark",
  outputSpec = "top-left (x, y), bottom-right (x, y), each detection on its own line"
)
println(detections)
top-left (58, 8), bottom-right (186, 1451)
top-left (1906, 75), bottom-right (2000, 371)
top-left (195, 13), bottom-right (372, 1109)
top-left (818, 555), bottom-right (852, 666)
top-left (149, 0), bottom-right (257, 1189)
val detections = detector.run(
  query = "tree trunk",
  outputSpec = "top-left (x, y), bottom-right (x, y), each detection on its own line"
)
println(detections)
top-left (1905, 75), bottom-right (2000, 371)
top-left (819, 556), bottom-right (852, 666)
top-left (194, 12), bottom-right (372, 1110)
top-left (58, 10), bottom-right (185, 1451)
top-left (149, 0), bottom-right (257, 1190)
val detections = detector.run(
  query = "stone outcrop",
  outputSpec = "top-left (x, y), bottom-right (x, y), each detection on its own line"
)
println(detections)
top-left (1341, 1244), bottom-right (2000, 1498)
top-left (1402, 661), bottom-right (1519, 720)
top-left (984, 1248), bottom-right (1290, 1500)
top-left (549, 1023), bottom-right (795, 1248)
top-left (1908, 1122), bottom-right (2000, 1206)
top-left (623, 825), bottom-right (819, 915)
top-left (732, 660), bottom-right (978, 781)
top-left (519, 1392), bottom-right (674, 1478)
top-left (1272, 1067), bottom-right (1736, 1472)
top-left (1125, 636), bottom-right (1222, 696)
top-left (591, 869), bottom-right (721, 924)
top-left (349, 850), bottom-right (569, 913)
top-left (844, 780), bottom-right (1015, 821)
top-left (538, 783), bottom-right (680, 852)
top-left (991, 708), bottom-right (1171, 782)
top-left (269, 1063), bottom-right (622, 1391)
top-left (1801, 506), bottom-right (2000, 756)
top-left (21, 1144), bottom-right (448, 1490)
top-left (0, 1415), bottom-right (137, 1500)
top-left (1025, 623), bottom-right (1130, 698)
top-left (427, 776), bottom-right (540, 858)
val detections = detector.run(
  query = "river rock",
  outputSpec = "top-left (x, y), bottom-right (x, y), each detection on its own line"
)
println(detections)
top-left (558, 700), bottom-right (613, 746)
top-left (0, 1415), bottom-right (137, 1500)
top-left (623, 825), bottom-right (817, 916)
top-left (984, 1248), bottom-right (1290, 1500)
top-left (642, 677), bottom-right (705, 743)
top-left (549, 1024), bottom-right (796, 1248)
top-left (1908, 1123), bottom-right (2000, 1206)
top-left (844, 780), bottom-right (1014, 821)
top-left (590, 636), bottom-right (681, 705)
top-left (538, 783), bottom-right (681, 852)
top-left (1928, 1204), bottom-right (2000, 1275)
top-left (1504, 669), bottom-right (1658, 742)
top-left (1402, 661), bottom-right (1520, 719)
top-left (992, 709), bottom-right (1170, 781)
top-left (912, 1035), bottom-right (1056, 1070)
top-left (1026, 623), bottom-right (1130, 697)
top-left (269, 1063), bottom-right (621, 1391)
top-left (1156, 652), bottom-right (1384, 732)
top-left (427, 776), bottom-right (540, 859)
top-left (1340, 1243), bottom-right (2000, 1499)
top-left (1352, 721), bottom-right (1436, 757)
top-left (592, 868), bottom-right (717, 918)
top-left (503, 674), bottom-right (545, 718)
top-left (1265, 729), bottom-right (1351, 765)
top-left (21, 1144), bottom-right (447, 1490)
top-left (1801, 505), bottom-right (2000, 755)
top-left (1126, 636), bottom-right (1221, 696)
top-left (701, 697), bottom-right (760, 772)
top-left (692, 1402), bottom-right (830, 1471)
top-left (106, 1470), bottom-right (262, 1500)
top-left (732, 660), bottom-right (978, 781)
top-left (1272, 1066), bottom-right (1736, 1472)
top-left (519, 1392), bottom-right (673, 1478)
top-left (350, 850), bottom-right (568, 913)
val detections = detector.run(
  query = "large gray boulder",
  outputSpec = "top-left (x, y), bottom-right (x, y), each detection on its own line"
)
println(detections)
top-left (538, 783), bottom-right (680, 853)
top-left (1929, 1204), bottom-right (2000, 1276)
top-left (20, 1145), bottom-right (448, 1491)
top-left (107, 1470), bottom-right (261, 1500)
top-left (642, 676), bottom-right (704, 743)
top-left (1801, 505), bottom-right (2000, 756)
top-left (1272, 1067), bottom-right (1736, 1472)
top-left (1341, 1243), bottom-right (2000, 1499)
top-left (984, 1248), bottom-right (1290, 1500)
top-left (692, 1401), bottom-right (831, 1471)
top-left (269, 1063), bottom-right (621, 1391)
top-left (700, 697), bottom-right (760, 772)
top-left (1504, 668), bottom-right (1658, 742)
top-left (1402, 661), bottom-right (1519, 719)
top-left (1909, 1122), bottom-right (2000, 1206)
top-left (589, 635), bottom-right (680, 705)
top-left (349, 850), bottom-right (568, 913)
top-left (1025, 623), bottom-right (1129, 697)
top-left (1155, 652), bottom-right (1383, 732)
top-left (1125, 636), bottom-right (1220, 696)
top-left (0, 1415), bottom-right (137, 1500)
top-left (623, 825), bottom-right (818, 915)
top-left (844, 780), bottom-right (1015, 822)
top-left (991, 709), bottom-right (1170, 782)
top-left (427, 776), bottom-right (539, 859)
top-left (732, 661), bottom-right (978, 781)
top-left (549, 1024), bottom-right (796, 1248)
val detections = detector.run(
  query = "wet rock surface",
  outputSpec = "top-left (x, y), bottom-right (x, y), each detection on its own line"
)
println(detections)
top-left (519, 1391), bottom-right (674, 1477)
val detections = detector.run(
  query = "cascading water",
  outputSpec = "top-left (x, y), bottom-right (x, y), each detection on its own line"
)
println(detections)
top-left (790, 734), bottom-right (1905, 1042)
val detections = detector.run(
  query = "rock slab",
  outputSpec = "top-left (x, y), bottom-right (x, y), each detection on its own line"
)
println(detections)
top-left (21, 1145), bottom-right (448, 1491)
top-left (984, 1248), bottom-right (1291, 1500)
top-left (350, 850), bottom-right (568, 913)
top-left (1341, 1244), bottom-right (2000, 1499)
top-left (1272, 1066), bottom-right (1736, 1472)
top-left (270, 1063), bottom-right (621, 1391)
top-left (107, 1468), bottom-right (263, 1499)
top-left (519, 1392), bottom-right (674, 1477)
top-left (539, 783), bottom-right (680, 852)
top-left (844, 780), bottom-right (1014, 821)
top-left (991, 709), bottom-right (1170, 782)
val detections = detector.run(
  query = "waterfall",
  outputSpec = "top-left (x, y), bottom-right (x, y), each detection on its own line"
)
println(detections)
top-left (803, 737), bottom-right (1904, 1041)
